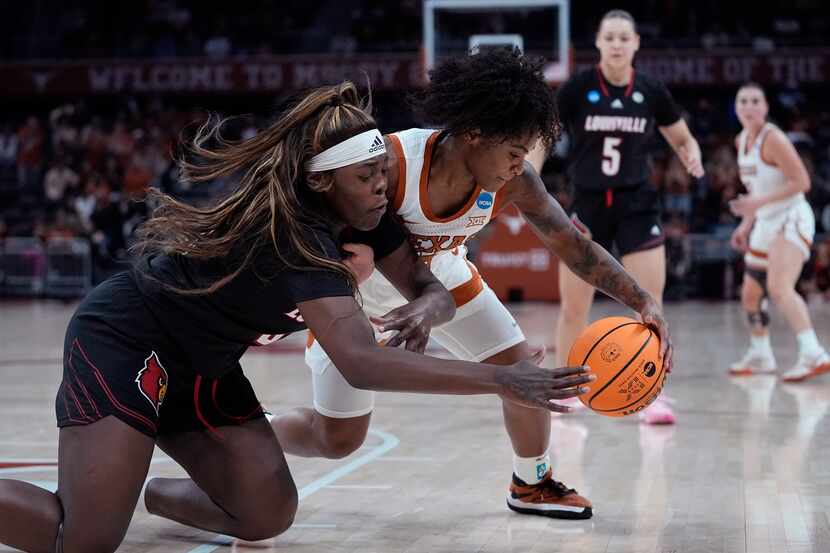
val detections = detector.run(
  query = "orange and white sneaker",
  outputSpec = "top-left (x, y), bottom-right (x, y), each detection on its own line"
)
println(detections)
top-left (729, 348), bottom-right (777, 376)
top-left (507, 469), bottom-right (593, 519)
top-left (780, 350), bottom-right (830, 383)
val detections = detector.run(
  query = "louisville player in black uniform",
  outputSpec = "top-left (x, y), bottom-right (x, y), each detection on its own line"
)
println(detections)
top-left (269, 49), bottom-right (674, 521)
top-left (0, 82), bottom-right (596, 553)
top-left (534, 9), bottom-right (704, 424)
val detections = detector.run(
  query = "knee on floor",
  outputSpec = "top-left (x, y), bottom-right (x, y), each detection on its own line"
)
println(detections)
top-left (232, 493), bottom-right (298, 541)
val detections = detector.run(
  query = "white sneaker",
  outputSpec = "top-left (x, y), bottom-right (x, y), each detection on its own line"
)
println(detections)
top-left (728, 348), bottom-right (777, 376)
top-left (781, 350), bottom-right (830, 383)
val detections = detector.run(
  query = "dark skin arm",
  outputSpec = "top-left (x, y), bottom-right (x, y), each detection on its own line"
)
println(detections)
top-left (297, 295), bottom-right (595, 412)
top-left (499, 161), bottom-right (674, 371)
top-left (382, 135), bottom-right (401, 203)
top-left (370, 240), bottom-right (456, 352)
top-left (339, 135), bottom-right (454, 352)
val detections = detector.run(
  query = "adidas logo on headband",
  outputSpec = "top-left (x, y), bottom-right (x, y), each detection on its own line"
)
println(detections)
top-left (305, 129), bottom-right (386, 172)
top-left (368, 135), bottom-right (385, 154)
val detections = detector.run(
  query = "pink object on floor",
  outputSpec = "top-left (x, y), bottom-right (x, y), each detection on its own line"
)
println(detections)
top-left (638, 397), bottom-right (676, 425)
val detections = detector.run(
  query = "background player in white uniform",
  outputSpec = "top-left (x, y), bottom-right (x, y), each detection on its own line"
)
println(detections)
top-left (728, 83), bottom-right (830, 382)
top-left (269, 49), bottom-right (674, 520)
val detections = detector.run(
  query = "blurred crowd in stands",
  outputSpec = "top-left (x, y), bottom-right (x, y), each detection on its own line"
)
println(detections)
top-left (1, 0), bottom-right (829, 298)
top-left (1, 85), bottom-right (829, 298)
top-left (0, 98), bottom-right (252, 280)
top-left (1, 0), bottom-right (826, 60)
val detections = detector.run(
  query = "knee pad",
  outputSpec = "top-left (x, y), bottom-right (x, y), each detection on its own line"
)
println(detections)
top-left (747, 298), bottom-right (770, 328)
top-left (745, 268), bottom-right (770, 328)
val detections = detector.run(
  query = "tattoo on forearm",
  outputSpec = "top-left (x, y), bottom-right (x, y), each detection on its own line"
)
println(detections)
top-left (566, 232), bottom-right (648, 311)
top-left (523, 201), bottom-right (649, 312)
top-left (523, 207), bottom-right (568, 236)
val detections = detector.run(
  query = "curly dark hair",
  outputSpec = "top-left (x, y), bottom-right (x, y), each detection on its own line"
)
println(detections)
top-left (409, 48), bottom-right (561, 147)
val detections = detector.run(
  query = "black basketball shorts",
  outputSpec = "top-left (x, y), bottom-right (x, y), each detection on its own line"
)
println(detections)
top-left (56, 272), bottom-right (264, 439)
top-left (569, 183), bottom-right (664, 257)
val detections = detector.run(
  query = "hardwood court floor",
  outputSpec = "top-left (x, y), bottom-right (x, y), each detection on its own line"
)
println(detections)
top-left (1, 298), bottom-right (830, 552)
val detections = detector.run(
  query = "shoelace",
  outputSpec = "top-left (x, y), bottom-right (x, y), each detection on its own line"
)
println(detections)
top-left (540, 477), bottom-right (576, 497)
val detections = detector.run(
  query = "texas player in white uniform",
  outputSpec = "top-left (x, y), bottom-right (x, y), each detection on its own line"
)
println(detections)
top-left (728, 82), bottom-right (829, 381)
top-left (269, 49), bottom-right (674, 520)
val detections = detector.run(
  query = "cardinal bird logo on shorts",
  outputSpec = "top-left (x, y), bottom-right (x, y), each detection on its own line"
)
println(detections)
top-left (136, 351), bottom-right (169, 415)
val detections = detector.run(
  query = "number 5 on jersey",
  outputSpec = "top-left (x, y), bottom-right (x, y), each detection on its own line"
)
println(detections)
top-left (602, 137), bottom-right (622, 176)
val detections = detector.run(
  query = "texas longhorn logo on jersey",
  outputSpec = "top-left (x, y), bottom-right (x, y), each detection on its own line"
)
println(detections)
top-left (136, 351), bottom-right (169, 415)
top-left (408, 233), bottom-right (467, 263)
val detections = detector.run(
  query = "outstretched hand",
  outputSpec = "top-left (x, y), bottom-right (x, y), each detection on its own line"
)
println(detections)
top-left (370, 299), bottom-right (435, 353)
top-left (495, 349), bottom-right (595, 413)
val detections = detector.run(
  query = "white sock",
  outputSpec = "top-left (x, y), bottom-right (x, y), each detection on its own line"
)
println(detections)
top-left (796, 329), bottom-right (823, 357)
top-left (513, 452), bottom-right (550, 485)
top-left (750, 334), bottom-right (772, 354)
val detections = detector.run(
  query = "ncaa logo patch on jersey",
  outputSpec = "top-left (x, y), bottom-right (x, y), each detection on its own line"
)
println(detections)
top-left (476, 191), bottom-right (494, 209)
top-left (587, 90), bottom-right (601, 104)
top-left (632, 91), bottom-right (644, 104)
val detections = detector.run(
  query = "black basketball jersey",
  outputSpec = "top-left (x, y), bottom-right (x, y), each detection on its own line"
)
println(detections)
top-left (557, 66), bottom-right (681, 191)
top-left (132, 211), bottom-right (405, 378)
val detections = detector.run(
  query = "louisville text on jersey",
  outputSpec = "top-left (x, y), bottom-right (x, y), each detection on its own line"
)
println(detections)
top-left (584, 115), bottom-right (648, 133)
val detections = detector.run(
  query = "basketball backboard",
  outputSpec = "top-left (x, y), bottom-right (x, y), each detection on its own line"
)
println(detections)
top-left (423, 0), bottom-right (570, 85)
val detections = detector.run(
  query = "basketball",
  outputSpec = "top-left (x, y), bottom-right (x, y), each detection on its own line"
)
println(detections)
top-left (567, 316), bottom-right (666, 417)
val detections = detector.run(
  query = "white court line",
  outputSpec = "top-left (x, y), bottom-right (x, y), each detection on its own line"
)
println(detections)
top-left (187, 428), bottom-right (399, 553)
top-left (0, 456), bottom-right (172, 464)
top-left (0, 457), bottom-right (60, 464)
top-left (376, 456), bottom-right (436, 462)
top-left (1, 466), bottom-right (58, 476)
top-left (325, 485), bottom-right (393, 490)
top-left (0, 457), bottom-right (173, 476)
top-left (0, 441), bottom-right (60, 447)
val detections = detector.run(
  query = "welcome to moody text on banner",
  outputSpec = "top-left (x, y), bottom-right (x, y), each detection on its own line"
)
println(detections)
top-left (1, 49), bottom-right (827, 96)
top-left (0, 55), bottom-right (423, 96)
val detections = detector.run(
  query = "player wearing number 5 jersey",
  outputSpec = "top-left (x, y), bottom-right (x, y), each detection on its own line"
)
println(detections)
top-left (546, 9), bottom-right (704, 425)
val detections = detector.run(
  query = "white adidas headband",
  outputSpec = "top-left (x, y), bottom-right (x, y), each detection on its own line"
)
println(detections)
top-left (305, 129), bottom-right (386, 172)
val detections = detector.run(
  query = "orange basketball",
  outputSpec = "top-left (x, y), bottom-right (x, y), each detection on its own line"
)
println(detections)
top-left (567, 316), bottom-right (666, 417)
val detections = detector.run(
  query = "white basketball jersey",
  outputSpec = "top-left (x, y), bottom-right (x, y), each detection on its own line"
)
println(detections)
top-left (737, 123), bottom-right (804, 218)
top-left (388, 128), bottom-right (501, 260)
top-left (360, 128), bottom-right (504, 304)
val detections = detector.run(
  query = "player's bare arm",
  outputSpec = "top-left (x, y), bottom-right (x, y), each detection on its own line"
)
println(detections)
top-left (659, 119), bottom-right (704, 178)
top-left (501, 162), bottom-right (673, 367)
top-left (382, 135), bottom-right (401, 203)
top-left (297, 295), bottom-right (594, 411)
top-left (370, 240), bottom-right (456, 352)
top-left (730, 129), bottom-right (810, 218)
